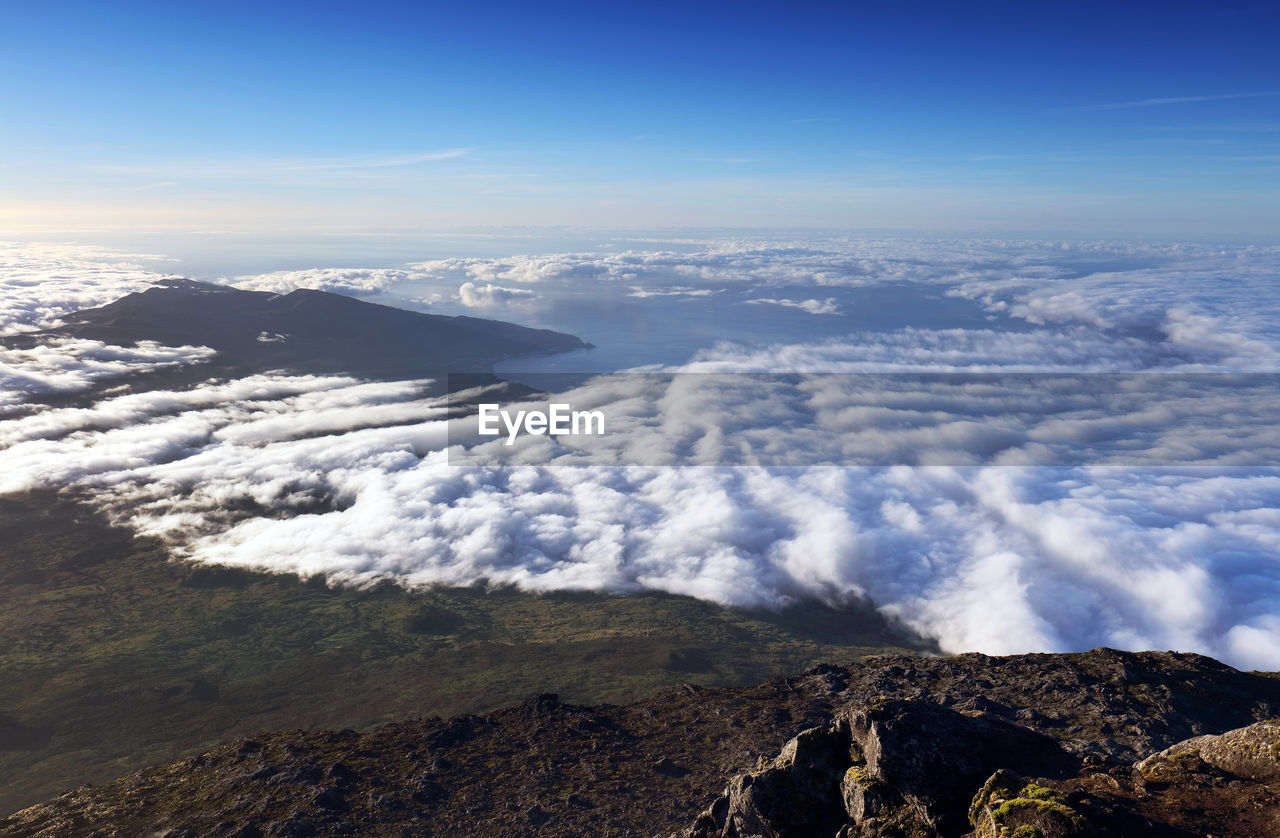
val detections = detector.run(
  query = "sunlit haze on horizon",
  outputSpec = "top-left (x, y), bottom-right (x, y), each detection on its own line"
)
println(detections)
top-left (2, 0), bottom-right (1278, 238)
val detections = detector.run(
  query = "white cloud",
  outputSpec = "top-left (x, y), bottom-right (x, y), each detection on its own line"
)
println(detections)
top-left (457, 281), bottom-right (536, 308)
top-left (1071, 91), bottom-right (1280, 111)
top-left (3, 363), bottom-right (1277, 670)
top-left (745, 297), bottom-right (841, 315)
top-left (0, 241), bottom-right (171, 334)
top-left (4, 236), bottom-right (1280, 672)
top-left (99, 149), bottom-right (472, 180)
top-left (283, 149), bottom-right (471, 169)
top-left (126, 181), bottom-right (179, 191)
top-left (626, 286), bottom-right (714, 299)
top-left (226, 267), bottom-right (414, 296)
top-left (679, 327), bottom-right (1165, 372)
top-left (0, 339), bottom-right (216, 415)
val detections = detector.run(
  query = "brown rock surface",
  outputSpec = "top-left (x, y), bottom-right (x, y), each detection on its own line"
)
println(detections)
top-left (4, 649), bottom-right (1279, 838)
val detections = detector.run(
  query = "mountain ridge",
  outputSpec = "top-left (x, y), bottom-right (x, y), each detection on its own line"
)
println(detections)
top-left (5, 648), bottom-right (1278, 837)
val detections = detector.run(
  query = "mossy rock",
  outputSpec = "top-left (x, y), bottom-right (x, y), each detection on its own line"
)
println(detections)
top-left (969, 770), bottom-right (1088, 838)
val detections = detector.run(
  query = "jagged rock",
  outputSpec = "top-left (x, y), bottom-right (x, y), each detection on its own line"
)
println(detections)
top-left (841, 698), bottom-right (1076, 833)
top-left (839, 764), bottom-right (889, 823)
top-left (410, 775), bottom-right (446, 805)
top-left (686, 696), bottom-right (1083, 838)
top-left (428, 715), bottom-right (482, 750)
top-left (967, 769), bottom-right (1089, 838)
top-left (325, 763), bottom-right (355, 785)
top-left (268, 818), bottom-right (316, 837)
top-left (653, 756), bottom-right (692, 778)
top-left (5, 650), bottom-right (1280, 838)
top-left (308, 786), bottom-right (346, 811)
top-left (684, 724), bottom-right (853, 837)
top-left (1137, 718), bottom-right (1280, 783)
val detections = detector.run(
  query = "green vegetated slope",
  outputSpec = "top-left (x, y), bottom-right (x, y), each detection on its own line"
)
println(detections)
top-left (0, 490), bottom-right (931, 816)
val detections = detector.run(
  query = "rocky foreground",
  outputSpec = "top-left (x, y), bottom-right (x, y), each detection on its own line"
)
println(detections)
top-left (4, 649), bottom-right (1279, 837)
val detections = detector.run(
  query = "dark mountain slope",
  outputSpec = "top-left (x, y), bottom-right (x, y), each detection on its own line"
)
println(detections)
top-left (13, 278), bottom-right (587, 380)
top-left (4, 649), bottom-right (1279, 837)
top-left (0, 491), bottom-right (927, 819)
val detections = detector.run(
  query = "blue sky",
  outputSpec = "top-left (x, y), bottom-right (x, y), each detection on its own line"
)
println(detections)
top-left (2, 0), bottom-right (1278, 237)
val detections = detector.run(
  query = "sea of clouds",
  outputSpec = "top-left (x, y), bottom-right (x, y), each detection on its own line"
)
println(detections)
top-left (2, 237), bottom-right (1279, 669)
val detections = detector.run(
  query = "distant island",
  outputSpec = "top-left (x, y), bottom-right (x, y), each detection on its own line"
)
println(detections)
top-left (4, 278), bottom-right (588, 390)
